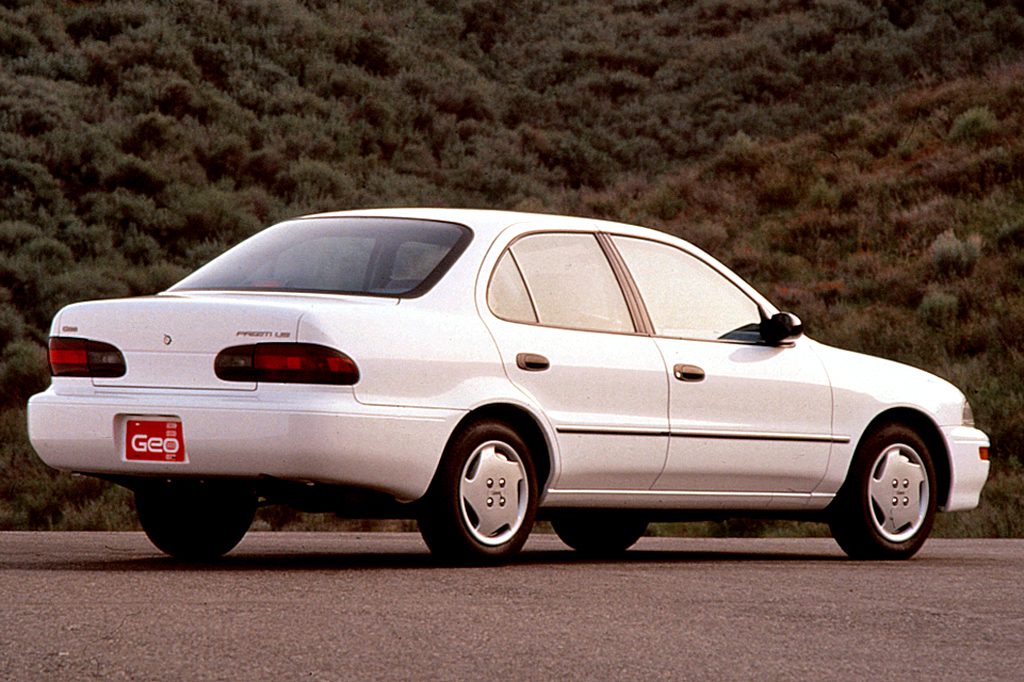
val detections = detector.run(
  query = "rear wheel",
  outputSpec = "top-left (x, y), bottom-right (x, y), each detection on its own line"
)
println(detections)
top-left (418, 420), bottom-right (537, 564)
top-left (828, 423), bottom-right (937, 560)
top-left (551, 510), bottom-right (648, 557)
top-left (135, 481), bottom-right (256, 560)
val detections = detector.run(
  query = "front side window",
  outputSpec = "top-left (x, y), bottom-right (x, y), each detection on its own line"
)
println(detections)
top-left (612, 236), bottom-right (761, 341)
top-left (171, 217), bottom-right (471, 297)
top-left (488, 233), bottom-right (633, 333)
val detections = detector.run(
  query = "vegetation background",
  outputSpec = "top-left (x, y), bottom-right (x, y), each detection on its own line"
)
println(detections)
top-left (1, 0), bottom-right (1022, 536)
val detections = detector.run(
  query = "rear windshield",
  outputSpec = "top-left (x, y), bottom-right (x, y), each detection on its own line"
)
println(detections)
top-left (170, 217), bottom-right (472, 297)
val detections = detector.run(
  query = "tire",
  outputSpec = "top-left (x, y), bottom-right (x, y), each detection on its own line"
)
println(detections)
top-left (135, 481), bottom-right (256, 560)
top-left (551, 510), bottom-right (648, 557)
top-left (418, 420), bottom-right (538, 564)
top-left (828, 423), bottom-right (937, 560)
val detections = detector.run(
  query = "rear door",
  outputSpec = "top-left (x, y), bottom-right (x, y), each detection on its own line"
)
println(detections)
top-left (482, 230), bottom-right (668, 491)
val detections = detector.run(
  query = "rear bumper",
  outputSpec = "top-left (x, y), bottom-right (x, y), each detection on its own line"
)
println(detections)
top-left (941, 425), bottom-right (990, 512)
top-left (27, 383), bottom-right (463, 502)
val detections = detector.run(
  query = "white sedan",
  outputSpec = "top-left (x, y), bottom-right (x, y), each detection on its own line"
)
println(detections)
top-left (27, 209), bottom-right (990, 562)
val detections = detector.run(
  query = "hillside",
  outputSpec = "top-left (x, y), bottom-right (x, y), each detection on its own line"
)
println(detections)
top-left (1, 0), bottom-right (1023, 532)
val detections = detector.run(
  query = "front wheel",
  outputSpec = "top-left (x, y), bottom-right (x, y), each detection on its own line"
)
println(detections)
top-left (135, 481), bottom-right (256, 561)
top-left (418, 420), bottom-right (538, 564)
top-left (828, 424), bottom-right (937, 560)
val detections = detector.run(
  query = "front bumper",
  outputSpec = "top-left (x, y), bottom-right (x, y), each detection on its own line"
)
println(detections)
top-left (27, 382), bottom-right (464, 502)
top-left (941, 425), bottom-right (990, 511)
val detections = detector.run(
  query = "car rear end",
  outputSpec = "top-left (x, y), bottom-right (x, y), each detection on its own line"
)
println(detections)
top-left (27, 215), bottom-right (479, 502)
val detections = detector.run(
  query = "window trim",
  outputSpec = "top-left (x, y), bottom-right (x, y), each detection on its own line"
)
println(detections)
top-left (595, 232), bottom-right (654, 336)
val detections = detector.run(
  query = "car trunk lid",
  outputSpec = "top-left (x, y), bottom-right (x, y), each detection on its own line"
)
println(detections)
top-left (55, 294), bottom-right (312, 391)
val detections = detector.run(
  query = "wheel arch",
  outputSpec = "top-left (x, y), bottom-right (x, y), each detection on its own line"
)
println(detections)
top-left (445, 403), bottom-right (554, 497)
top-left (858, 407), bottom-right (951, 509)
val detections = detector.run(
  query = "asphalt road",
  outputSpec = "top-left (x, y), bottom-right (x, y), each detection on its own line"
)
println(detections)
top-left (1, 533), bottom-right (1021, 681)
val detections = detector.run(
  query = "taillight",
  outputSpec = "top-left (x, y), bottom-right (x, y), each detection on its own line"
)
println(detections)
top-left (215, 343), bottom-right (359, 385)
top-left (48, 337), bottom-right (126, 377)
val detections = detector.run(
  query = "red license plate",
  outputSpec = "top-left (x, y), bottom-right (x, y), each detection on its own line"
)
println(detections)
top-left (126, 419), bottom-right (187, 462)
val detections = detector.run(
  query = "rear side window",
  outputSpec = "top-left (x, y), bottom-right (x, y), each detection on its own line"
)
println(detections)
top-left (488, 233), bottom-right (633, 333)
top-left (171, 217), bottom-right (471, 297)
top-left (488, 251), bottom-right (538, 323)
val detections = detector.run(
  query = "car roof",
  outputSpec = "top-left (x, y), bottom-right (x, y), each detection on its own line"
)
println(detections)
top-left (301, 207), bottom-right (660, 243)
top-left (268, 208), bottom-right (777, 315)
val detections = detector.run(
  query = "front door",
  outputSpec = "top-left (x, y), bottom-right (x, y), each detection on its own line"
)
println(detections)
top-left (653, 337), bottom-right (833, 493)
top-left (609, 235), bottom-right (834, 499)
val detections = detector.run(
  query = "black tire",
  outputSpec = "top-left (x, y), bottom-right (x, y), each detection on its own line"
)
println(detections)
top-left (828, 423), bottom-right (937, 560)
top-left (418, 420), bottom-right (538, 564)
top-left (135, 481), bottom-right (256, 560)
top-left (551, 510), bottom-right (648, 557)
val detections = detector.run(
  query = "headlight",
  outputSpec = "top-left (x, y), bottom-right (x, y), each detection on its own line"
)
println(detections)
top-left (962, 400), bottom-right (975, 427)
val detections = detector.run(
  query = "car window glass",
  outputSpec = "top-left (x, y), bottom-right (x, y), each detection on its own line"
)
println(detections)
top-left (612, 236), bottom-right (760, 341)
top-left (170, 218), bottom-right (471, 297)
top-left (510, 233), bottom-right (633, 333)
top-left (488, 251), bottom-right (538, 323)
top-left (267, 236), bottom-right (375, 291)
top-left (384, 241), bottom-right (451, 292)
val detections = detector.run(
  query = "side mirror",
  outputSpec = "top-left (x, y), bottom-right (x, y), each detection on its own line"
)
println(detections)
top-left (760, 311), bottom-right (803, 346)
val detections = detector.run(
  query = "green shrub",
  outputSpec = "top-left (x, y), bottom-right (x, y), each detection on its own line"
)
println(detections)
top-left (755, 165), bottom-right (804, 211)
top-left (996, 219), bottom-right (1024, 248)
top-left (820, 114), bottom-right (867, 151)
top-left (65, 3), bottom-right (152, 43)
top-left (713, 131), bottom-right (766, 177)
top-left (0, 220), bottom-right (41, 248)
top-left (120, 228), bottom-right (161, 264)
top-left (279, 158), bottom-right (357, 210)
top-left (169, 187), bottom-right (262, 246)
top-left (0, 339), bottom-right (48, 408)
top-left (805, 178), bottom-right (841, 211)
top-left (0, 19), bottom-right (39, 60)
top-left (930, 230), bottom-right (981, 277)
top-left (37, 266), bottom-right (132, 320)
top-left (121, 111), bottom-right (181, 156)
top-left (22, 236), bottom-right (73, 270)
top-left (864, 126), bottom-right (900, 158)
top-left (124, 262), bottom-right (190, 294)
top-left (0, 302), bottom-right (26, 347)
top-left (54, 219), bottom-right (116, 261)
top-left (83, 189), bottom-right (171, 237)
top-left (917, 290), bottom-right (959, 328)
top-left (948, 106), bottom-right (999, 146)
top-left (100, 153), bottom-right (167, 195)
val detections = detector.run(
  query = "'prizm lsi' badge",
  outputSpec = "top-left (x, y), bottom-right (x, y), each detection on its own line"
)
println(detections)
top-left (163, 334), bottom-right (173, 346)
top-left (235, 331), bottom-right (292, 338)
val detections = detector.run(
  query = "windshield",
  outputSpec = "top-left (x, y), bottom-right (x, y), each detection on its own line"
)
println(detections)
top-left (170, 217), bottom-right (472, 297)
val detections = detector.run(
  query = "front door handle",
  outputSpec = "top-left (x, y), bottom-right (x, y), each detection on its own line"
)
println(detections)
top-left (516, 353), bottom-right (550, 372)
top-left (673, 364), bottom-right (705, 382)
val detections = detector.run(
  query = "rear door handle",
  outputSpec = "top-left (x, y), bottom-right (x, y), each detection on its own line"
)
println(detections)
top-left (516, 353), bottom-right (550, 371)
top-left (673, 364), bottom-right (705, 382)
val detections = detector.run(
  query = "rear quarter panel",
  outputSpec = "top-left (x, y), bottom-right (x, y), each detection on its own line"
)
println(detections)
top-left (297, 301), bottom-right (522, 411)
